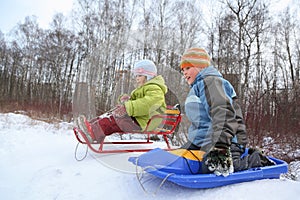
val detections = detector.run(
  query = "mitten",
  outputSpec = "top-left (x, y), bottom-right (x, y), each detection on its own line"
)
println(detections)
top-left (112, 105), bottom-right (128, 118)
top-left (119, 94), bottom-right (130, 104)
top-left (203, 147), bottom-right (234, 177)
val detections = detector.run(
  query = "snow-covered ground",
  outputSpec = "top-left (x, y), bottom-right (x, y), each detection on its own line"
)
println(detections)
top-left (0, 112), bottom-right (299, 200)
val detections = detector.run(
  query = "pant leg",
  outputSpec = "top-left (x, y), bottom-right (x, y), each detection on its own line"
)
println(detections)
top-left (91, 112), bottom-right (141, 142)
top-left (247, 148), bottom-right (275, 167)
top-left (231, 143), bottom-right (249, 172)
top-left (114, 115), bottom-right (141, 132)
top-left (231, 144), bottom-right (273, 172)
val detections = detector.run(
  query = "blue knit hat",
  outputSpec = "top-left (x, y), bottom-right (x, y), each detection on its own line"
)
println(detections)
top-left (133, 59), bottom-right (157, 80)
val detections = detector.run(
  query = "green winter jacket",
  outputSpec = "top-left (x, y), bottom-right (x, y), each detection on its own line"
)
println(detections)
top-left (124, 75), bottom-right (168, 130)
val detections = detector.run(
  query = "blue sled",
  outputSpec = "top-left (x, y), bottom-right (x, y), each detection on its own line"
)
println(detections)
top-left (128, 148), bottom-right (288, 189)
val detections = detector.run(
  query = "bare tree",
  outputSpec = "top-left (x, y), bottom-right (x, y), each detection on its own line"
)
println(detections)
top-left (224, 0), bottom-right (258, 97)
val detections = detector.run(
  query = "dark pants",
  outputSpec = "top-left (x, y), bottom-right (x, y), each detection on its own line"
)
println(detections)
top-left (231, 143), bottom-right (263, 172)
top-left (231, 143), bottom-right (275, 171)
top-left (181, 141), bottom-right (274, 173)
top-left (89, 112), bottom-right (141, 142)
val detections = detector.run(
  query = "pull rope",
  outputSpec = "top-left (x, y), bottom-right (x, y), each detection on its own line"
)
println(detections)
top-left (135, 157), bottom-right (174, 196)
top-left (74, 142), bottom-right (88, 161)
top-left (182, 150), bottom-right (202, 174)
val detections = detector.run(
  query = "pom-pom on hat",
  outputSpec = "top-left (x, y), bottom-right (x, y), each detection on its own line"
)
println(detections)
top-left (180, 47), bottom-right (211, 70)
top-left (133, 59), bottom-right (157, 80)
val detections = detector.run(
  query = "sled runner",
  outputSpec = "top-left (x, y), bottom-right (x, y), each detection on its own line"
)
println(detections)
top-left (73, 105), bottom-right (181, 154)
top-left (128, 148), bottom-right (288, 190)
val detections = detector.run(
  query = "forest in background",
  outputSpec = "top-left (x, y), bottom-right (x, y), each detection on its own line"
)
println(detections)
top-left (0, 0), bottom-right (299, 161)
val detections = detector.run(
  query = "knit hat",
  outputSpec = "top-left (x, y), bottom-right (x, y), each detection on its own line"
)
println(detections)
top-left (180, 47), bottom-right (211, 70)
top-left (133, 59), bottom-right (157, 80)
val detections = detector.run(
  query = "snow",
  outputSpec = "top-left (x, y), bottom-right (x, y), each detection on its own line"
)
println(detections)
top-left (0, 113), bottom-right (299, 200)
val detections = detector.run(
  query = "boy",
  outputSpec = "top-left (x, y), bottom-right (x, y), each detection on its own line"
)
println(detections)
top-left (180, 47), bottom-right (274, 176)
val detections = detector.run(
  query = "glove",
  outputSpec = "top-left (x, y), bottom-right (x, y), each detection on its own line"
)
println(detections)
top-left (119, 94), bottom-right (130, 104)
top-left (112, 105), bottom-right (128, 118)
top-left (203, 147), bottom-right (234, 177)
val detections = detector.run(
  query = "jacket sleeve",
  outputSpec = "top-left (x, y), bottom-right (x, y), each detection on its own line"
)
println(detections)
top-left (203, 76), bottom-right (237, 149)
top-left (125, 84), bottom-right (165, 117)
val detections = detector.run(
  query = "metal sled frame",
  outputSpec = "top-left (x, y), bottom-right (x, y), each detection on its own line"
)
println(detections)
top-left (73, 106), bottom-right (181, 154)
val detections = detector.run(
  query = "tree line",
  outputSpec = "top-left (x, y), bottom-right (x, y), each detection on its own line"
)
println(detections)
top-left (0, 0), bottom-right (299, 161)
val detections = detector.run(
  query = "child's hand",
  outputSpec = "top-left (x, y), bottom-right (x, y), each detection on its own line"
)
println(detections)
top-left (119, 94), bottom-right (130, 104)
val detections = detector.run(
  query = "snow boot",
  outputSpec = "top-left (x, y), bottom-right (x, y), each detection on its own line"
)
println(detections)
top-left (77, 115), bottom-right (95, 143)
top-left (88, 117), bottom-right (106, 143)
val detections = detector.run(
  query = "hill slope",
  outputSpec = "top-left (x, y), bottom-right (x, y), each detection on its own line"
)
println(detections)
top-left (0, 113), bottom-right (299, 200)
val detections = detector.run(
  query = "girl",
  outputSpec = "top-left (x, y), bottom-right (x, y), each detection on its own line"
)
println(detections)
top-left (77, 59), bottom-right (168, 144)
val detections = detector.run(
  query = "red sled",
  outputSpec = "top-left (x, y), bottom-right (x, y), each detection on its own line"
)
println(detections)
top-left (73, 105), bottom-right (181, 155)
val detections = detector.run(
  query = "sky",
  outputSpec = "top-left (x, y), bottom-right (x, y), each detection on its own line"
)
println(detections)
top-left (0, 0), bottom-right (74, 34)
top-left (0, 0), bottom-right (297, 36)
top-left (0, 112), bottom-right (299, 200)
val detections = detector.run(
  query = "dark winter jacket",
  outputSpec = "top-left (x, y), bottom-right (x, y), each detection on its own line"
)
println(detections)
top-left (184, 66), bottom-right (247, 152)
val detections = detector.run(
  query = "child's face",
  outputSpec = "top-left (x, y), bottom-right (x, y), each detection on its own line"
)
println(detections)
top-left (135, 75), bottom-right (147, 86)
top-left (181, 67), bottom-right (201, 85)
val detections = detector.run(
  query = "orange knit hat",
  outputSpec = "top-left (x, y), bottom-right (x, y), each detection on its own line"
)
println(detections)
top-left (180, 47), bottom-right (211, 70)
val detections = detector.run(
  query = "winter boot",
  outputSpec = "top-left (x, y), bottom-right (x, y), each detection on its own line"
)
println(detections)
top-left (77, 115), bottom-right (95, 143)
top-left (89, 117), bottom-right (106, 143)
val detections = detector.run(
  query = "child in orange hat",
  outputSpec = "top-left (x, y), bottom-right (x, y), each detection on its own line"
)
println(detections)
top-left (179, 47), bottom-right (273, 176)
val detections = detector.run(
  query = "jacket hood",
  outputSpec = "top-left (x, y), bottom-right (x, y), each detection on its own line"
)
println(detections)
top-left (191, 66), bottom-right (222, 87)
top-left (144, 75), bottom-right (168, 94)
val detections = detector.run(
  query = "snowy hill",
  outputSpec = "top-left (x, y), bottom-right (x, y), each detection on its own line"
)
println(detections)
top-left (0, 113), bottom-right (299, 200)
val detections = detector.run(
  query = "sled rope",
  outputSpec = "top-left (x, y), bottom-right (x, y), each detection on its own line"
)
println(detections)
top-left (135, 157), bottom-right (174, 196)
top-left (183, 150), bottom-right (202, 174)
top-left (74, 142), bottom-right (88, 161)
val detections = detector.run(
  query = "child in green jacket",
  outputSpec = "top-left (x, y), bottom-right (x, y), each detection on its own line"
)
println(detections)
top-left (77, 59), bottom-right (168, 143)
